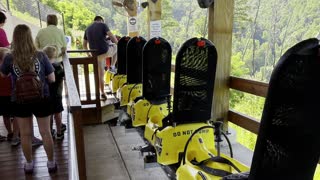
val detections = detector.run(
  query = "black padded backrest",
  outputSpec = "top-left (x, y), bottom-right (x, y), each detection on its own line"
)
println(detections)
top-left (249, 38), bottom-right (320, 180)
top-left (126, 36), bottom-right (147, 84)
top-left (142, 37), bottom-right (172, 102)
top-left (117, 36), bottom-right (131, 75)
top-left (172, 37), bottom-right (217, 124)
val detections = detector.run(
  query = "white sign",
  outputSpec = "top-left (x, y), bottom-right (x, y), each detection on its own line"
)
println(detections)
top-left (65, 36), bottom-right (72, 50)
top-left (150, 20), bottom-right (161, 38)
top-left (128, 16), bottom-right (138, 33)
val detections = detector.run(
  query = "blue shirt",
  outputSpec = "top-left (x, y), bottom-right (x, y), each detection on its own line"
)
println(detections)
top-left (0, 51), bottom-right (54, 101)
top-left (84, 22), bottom-right (111, 55)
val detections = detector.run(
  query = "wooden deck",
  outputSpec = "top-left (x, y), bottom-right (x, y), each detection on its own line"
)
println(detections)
top-left (0, 111), bottom-right (69, 180)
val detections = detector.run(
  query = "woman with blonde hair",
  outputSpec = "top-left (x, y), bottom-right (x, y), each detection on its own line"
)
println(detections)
top-left (0, 24), bottom-right (57, 174)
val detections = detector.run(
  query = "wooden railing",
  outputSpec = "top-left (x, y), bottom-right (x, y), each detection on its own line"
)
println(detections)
top-left (63, 55), bottom-right (87, 180)
top-left (228, 76), bottom-right (269, 134)
top-left (67, 50), bottom-right (103, 125)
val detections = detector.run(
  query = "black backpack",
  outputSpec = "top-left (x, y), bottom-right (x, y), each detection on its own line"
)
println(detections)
top-left (13, 59), bottom-right (44, 104)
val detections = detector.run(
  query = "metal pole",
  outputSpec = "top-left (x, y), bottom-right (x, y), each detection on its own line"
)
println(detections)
top-left (6, 0), bottom-right (10, 11)
top-left (37, 1), bottom-right (42, 28)
top-left (62, 13), bottom-right (66, 34)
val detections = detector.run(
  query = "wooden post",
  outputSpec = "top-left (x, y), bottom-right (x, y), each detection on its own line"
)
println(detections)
top-left (125, 0), bottom-right (139, 37)
top-left (208, 0), bottom-right (235, 132)
top-left (72, 109), bottom-right (87, 180)
top-left (147, 0), bottom-right (162, 39)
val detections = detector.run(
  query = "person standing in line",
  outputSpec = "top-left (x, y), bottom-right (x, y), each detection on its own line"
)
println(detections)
top-left (0, 11), bottom-right (20, 144)
top-left (0, 11), bottom-right (9, 47)
top-left (35, 14), bottom-right (67, 59)
top-left (0, 24), bottom-right (57, 174)
top-left (43, 45), bottom-right (65, 140)
top-left (83, 15), bottom-right (118, 100)
top-left (35, 14), bottom-right (67, 138)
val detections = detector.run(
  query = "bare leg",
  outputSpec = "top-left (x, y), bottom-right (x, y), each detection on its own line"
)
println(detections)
top-left (17, 117), bottom-right (33, 162)
top-left (36, 116), bottom-right (54, 161)
top-left (3, 116), bottom-right (12, 134)
top-left (111, 45), bottom-right (118, 67)
top-left (54, 112), bottom-right (62, 134)
top-left (12, 118), bottom-right (19, 138)
top-left (97, 54), bottom-right (107, 95)
top-left (97, 64), bottom-right (105, 94)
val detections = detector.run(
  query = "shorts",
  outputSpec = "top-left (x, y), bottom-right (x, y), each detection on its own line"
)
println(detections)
top-left (12, 98), bottom-right (52, 118)
top-left (0, 96), bottom-right (13, 117)
top-left (97, 44), bottom-right (117, 69)
top-left (51, 97), bottom-right (64, 114)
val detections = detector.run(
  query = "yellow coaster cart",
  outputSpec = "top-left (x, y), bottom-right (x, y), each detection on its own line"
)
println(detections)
top-left (110, 36), bottom-right (131, 93)
top-left (117, 36), bottom-right (146, 107)
top-left (141, 37), bottom-right (222, 168)
top-left (129, 37), bottom-right (172, 128)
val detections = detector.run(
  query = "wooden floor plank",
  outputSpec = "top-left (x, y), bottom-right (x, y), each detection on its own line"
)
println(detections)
top-left (0, 111), bottom-right (69, 179)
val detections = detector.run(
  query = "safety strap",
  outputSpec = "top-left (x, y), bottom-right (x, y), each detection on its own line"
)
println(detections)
top-left (128, 83), bottom-right (139, 103)
top-left (151, 128), bottom-right (159, 140)
top-left (191, 156), bottom-right (241, 177)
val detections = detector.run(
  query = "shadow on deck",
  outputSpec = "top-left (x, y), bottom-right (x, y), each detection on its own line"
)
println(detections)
top-left (0, 111), bottom-right (69, 180)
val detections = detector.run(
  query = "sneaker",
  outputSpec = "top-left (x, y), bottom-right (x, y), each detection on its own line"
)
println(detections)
top-left (61, 124), bottom-right (67, 132)
top-left (51, 129), bottom-right (56, 139)
top-left (47, 161), bottom-right (57, 173)
top-left (109, 68), bottom-right (117, 74)
top-left (32, 137), bottom-right (43, 147)
top-left (24, 161), bottom-right (34, 174)
top-left (0, 134), bottom-right (6, 142)
top-left (11, 137), bottom-right (21, 146)
top-left (101, 93), bottom-right (107, 101)
top-left (7, 133), bottom-right (13, 141)
top-left (56, 133), bottom-right (64, 140)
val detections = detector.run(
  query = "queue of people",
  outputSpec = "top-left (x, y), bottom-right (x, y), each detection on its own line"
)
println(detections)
top-left (0, 12), bottom-right (118, 174)
top-left (0, 12), bottom-right (67, 174)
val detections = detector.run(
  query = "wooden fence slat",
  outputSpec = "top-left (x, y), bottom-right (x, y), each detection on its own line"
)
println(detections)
top-left (229, 76), bottom-right (268, 97)
top-left (83, 64), bottom-right (91, 101)
top-left (228, 110), bottom-right (260, 134)
top-left (72, 65), bottom-right (80, 97)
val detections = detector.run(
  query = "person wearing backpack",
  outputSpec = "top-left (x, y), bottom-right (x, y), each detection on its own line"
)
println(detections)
top-left (0, 24), bottom-right (57, 174)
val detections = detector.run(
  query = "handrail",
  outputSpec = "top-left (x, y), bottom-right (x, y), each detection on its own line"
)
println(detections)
top-left (229, 76), bottom-right (268, 97)
top-left (63, 54), bottom-right (81, 111)
top-left (67, 49), bottom-right (97, 53)
top-left (63, 54), bottom-right (87, 180)
top-left (228, 110), bottom-right (260, 134)
top-left (228, 76), bottom-right (268, 135)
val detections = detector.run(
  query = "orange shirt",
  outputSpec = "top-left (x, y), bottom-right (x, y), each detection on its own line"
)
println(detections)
top-left (0, 75), bottom-right (11, 96)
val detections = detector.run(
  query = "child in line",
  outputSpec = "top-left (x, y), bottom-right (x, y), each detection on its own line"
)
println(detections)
top-left (43, 45), bottom-right (66, 140)
top-left (0, 47), bottom-right (20, 144)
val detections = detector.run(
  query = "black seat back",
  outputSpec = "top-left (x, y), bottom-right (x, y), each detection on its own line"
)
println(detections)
top-left (142, 37), bottom-right (172, 102)
top-left (249, 38), bottom-right (320, 180)
top-left (117, 36), bottom-right (131, 75)
top-left (126, 36), bottom-right (147, 84)
top-left (172, 37), bottom-right (217, 124)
